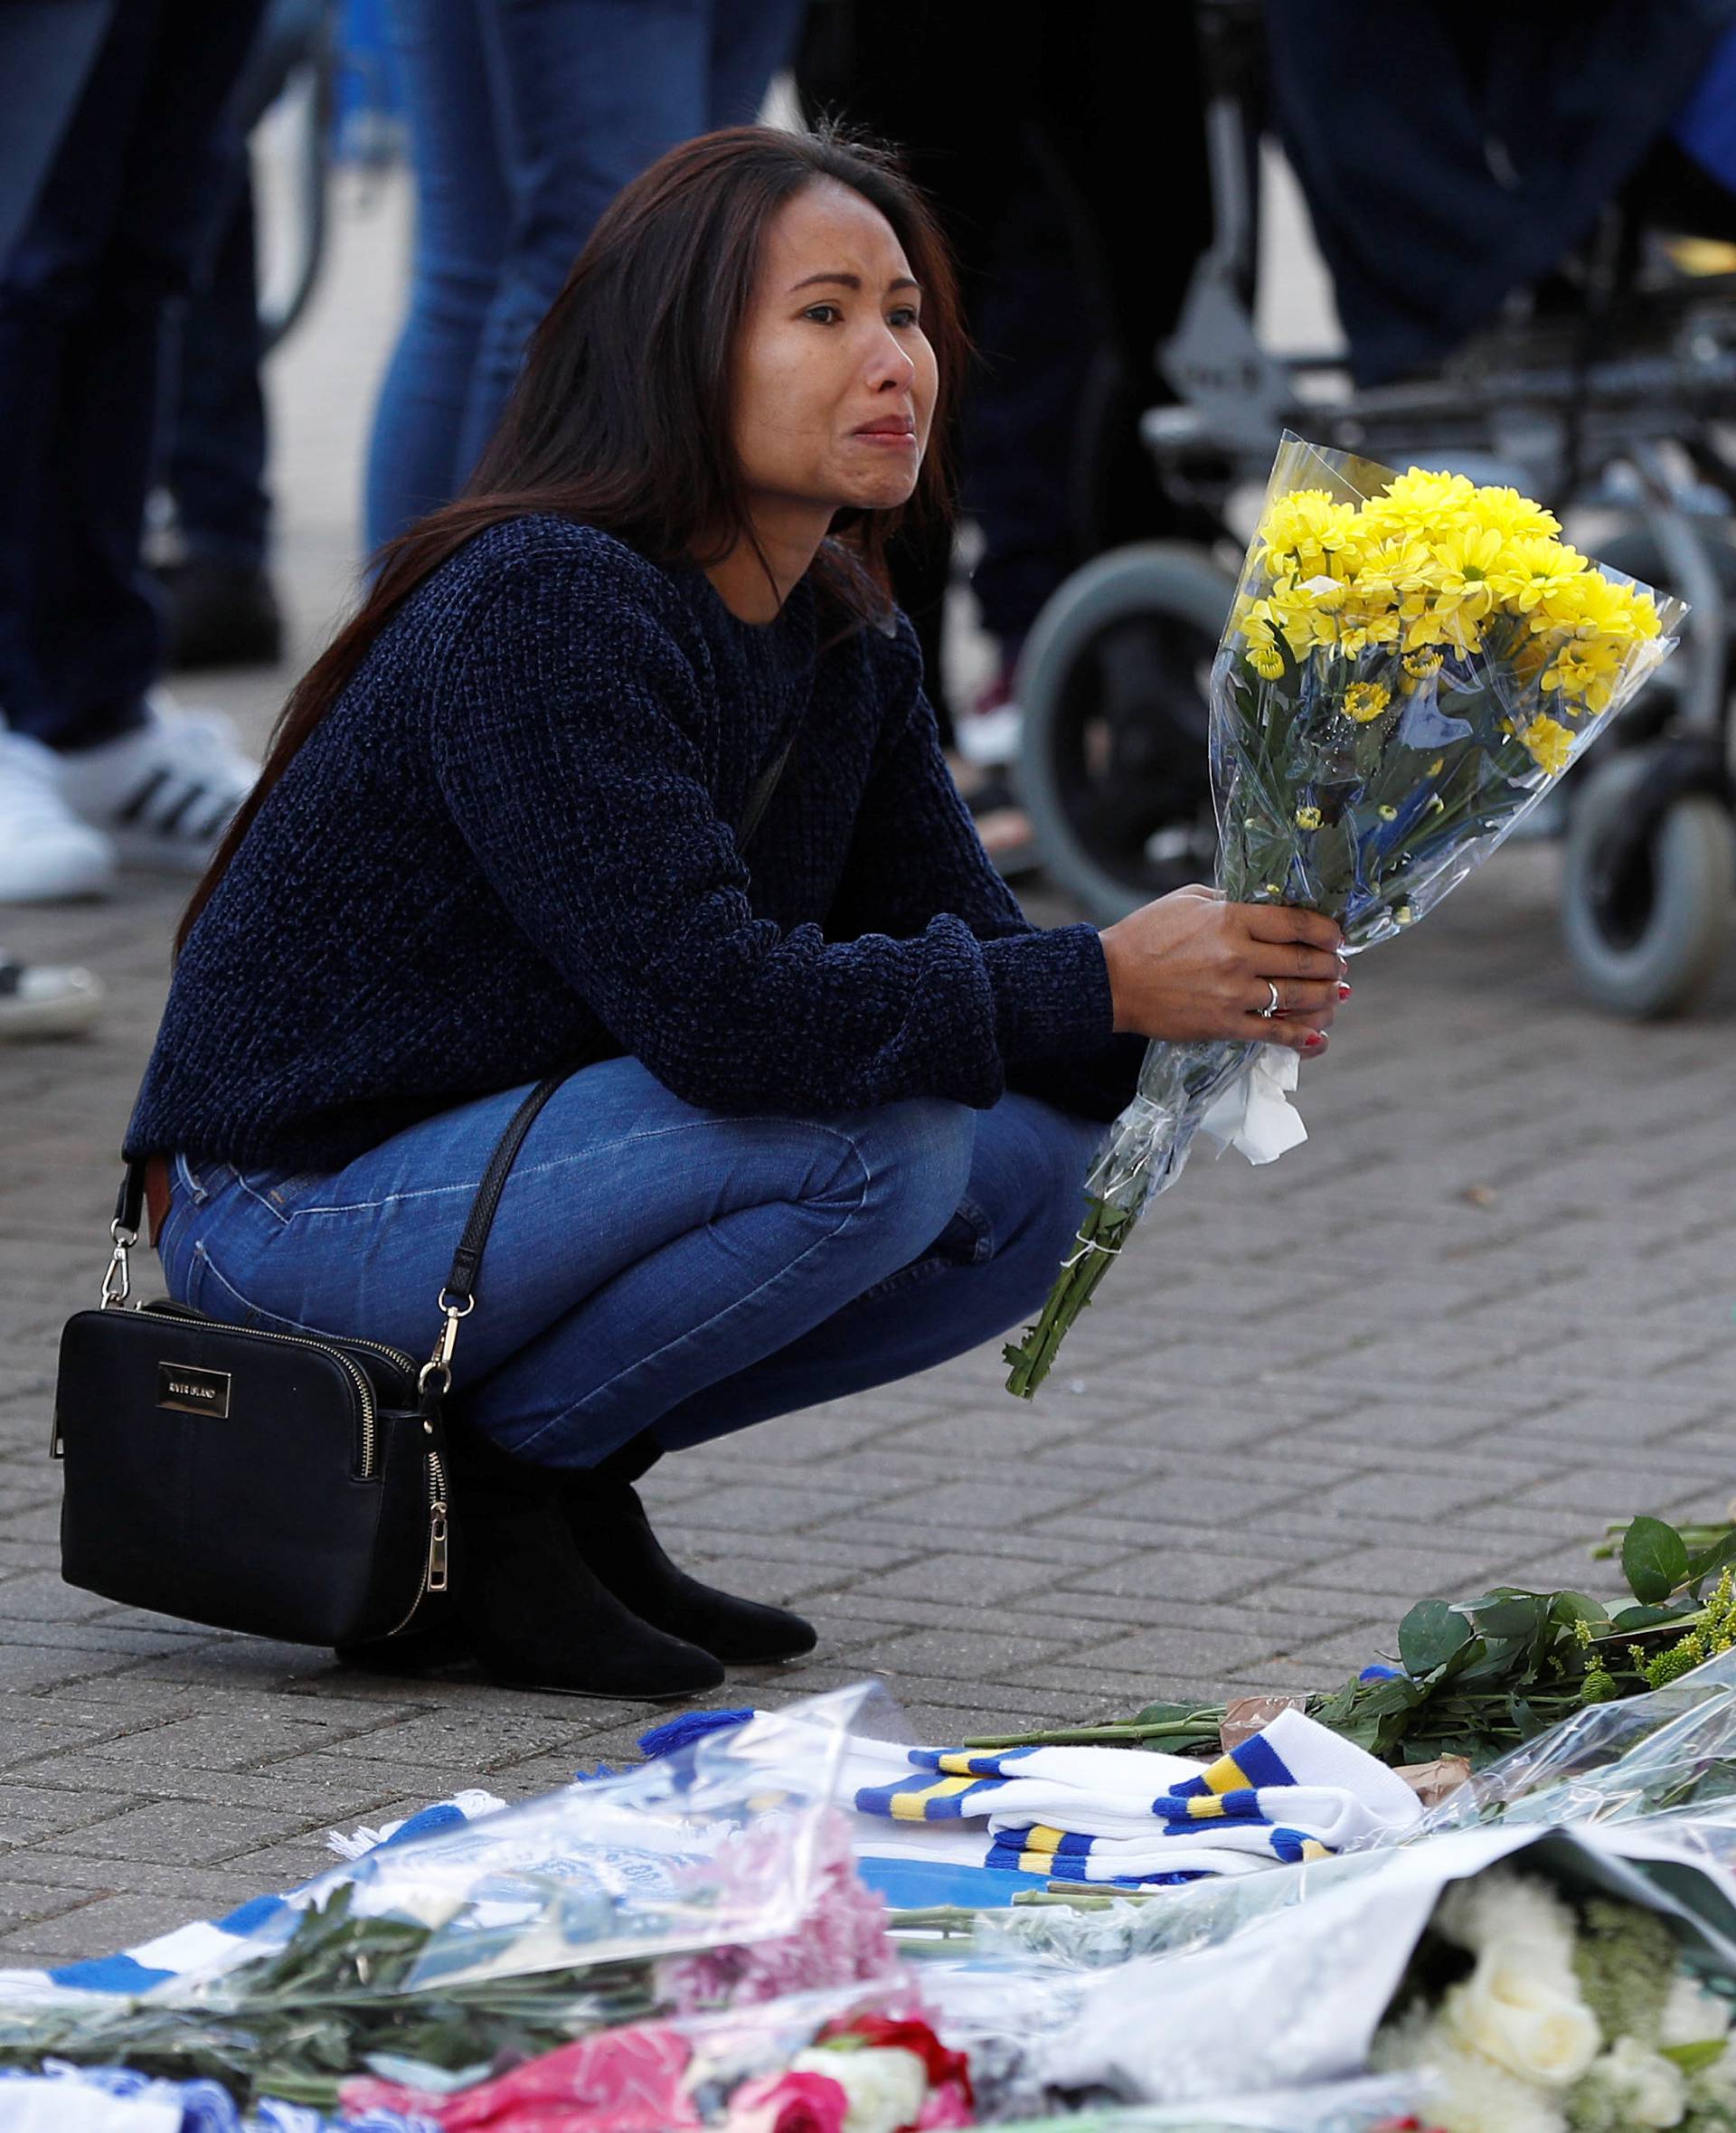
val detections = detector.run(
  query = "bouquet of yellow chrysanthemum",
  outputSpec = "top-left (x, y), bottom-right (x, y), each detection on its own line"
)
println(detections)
top-left (1005, 434), bottom-right (1684, 1397)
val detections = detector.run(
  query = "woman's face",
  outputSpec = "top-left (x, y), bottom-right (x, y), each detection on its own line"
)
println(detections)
top-left (731, 178), bottom-right (939, 531)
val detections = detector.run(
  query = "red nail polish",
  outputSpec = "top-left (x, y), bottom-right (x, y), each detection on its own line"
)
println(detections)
top-left (1304, 1032), bottom-right (1326, 1050)
top-left (1337, 982), bottom-right (1352, 1000)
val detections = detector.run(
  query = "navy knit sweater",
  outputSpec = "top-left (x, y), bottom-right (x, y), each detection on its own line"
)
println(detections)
top-left (127, 516), bottom-right (1138, 1171)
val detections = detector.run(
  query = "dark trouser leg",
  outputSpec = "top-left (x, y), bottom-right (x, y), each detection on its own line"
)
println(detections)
top-left (0, 0), bottom-right (265, 749)
top-left (164, 162), bottom-right (270, 571)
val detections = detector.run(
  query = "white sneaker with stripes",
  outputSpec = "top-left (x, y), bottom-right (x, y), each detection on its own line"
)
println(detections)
top-left (58, 690), bottom-right (259, 873)
top-left (0, 722), bottom-right (118, 904)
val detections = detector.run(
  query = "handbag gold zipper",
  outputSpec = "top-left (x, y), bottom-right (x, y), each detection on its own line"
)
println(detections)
top-left (381, 1449), bottom-right (449, 1638)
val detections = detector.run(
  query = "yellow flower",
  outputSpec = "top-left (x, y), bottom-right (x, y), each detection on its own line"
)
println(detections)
top-left (1487, 536), bottom-right (1586, 612)
top-left (1257, 490), bottom-right (1363, 580)
top-left (1342, 681), bottom-right (1391, 723)
top-left (1244, 637), bottom-right (1285, 681)
top-left (1337, 609), bottom-right (1401, 656)
top-left (1269, 586), bottom-right (1341, 658)
top-left (1295, 805), bottom-right (1323, 830)
top-left (1466, 486), bottom-right (1561, 542)
top-left (1518, 714), bottom-right (1575, 778)
top-left (1426, 525), bottom-right (1507, 628)
top-left (1379, 805), bottom-right (1398, 820)
top-left (1363, 467), bottom-right (1478, 539)
top-left (1353, 532), bottom-right (1433, 600)
top-left (1533, 567), bottom-right (1660, 645)
top-left (1403, 648), bottom-right (1444, 678)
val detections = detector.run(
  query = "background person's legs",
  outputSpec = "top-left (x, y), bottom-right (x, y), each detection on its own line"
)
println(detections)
top-left (705, 0), bottom-right (807, 129)
top-left (363, 0), bottom-right (509, 550)
top-left (155, 160), bottom-right (281, 668)
top-left (1, 0), bottom-right (266, 750)
top-left (454, 0), bottom-right (800, 479)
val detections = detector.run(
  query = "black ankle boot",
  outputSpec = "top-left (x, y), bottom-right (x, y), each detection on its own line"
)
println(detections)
top-left (448, 1426), bottom-right (724, 1700)
top-left (334, 1612), bottom-right (472, 1677)
top-left (561, 1439), bottom-right (817, 1666)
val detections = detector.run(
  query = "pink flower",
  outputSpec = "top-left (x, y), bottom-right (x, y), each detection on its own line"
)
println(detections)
top-left (340, 2019), bottom-right (700, 2130)
top-left (725, 2068), bottom-right (851, 2133)
top-left (660, 1813), bottom-right (902, 2016)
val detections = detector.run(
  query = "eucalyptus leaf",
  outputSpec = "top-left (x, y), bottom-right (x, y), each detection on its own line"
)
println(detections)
top-left (1399, 1599), bottom-right (1474, 1675)
top-left (1471, 1597), bottom-right (1548, 1640)
top-left (1453, 1635), bottom-right (1527, 1684)
top-left (1688, 1527), bottom-right (1736, 1593)
top-left (1623, 1515), bottom-right (1690, 1605)
top-left (1607, 1601), bottom-right (1697, 1634)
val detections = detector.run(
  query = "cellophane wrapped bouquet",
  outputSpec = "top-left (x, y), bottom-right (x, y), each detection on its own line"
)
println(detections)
top-left (1005, 434), bottom-right (1683, 1396)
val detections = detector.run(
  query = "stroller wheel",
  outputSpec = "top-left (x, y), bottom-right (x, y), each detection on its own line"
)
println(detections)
top-left (1015, 543), bottom-right (1233, 924)
top-left (1562, 744), bottom-right (1736, 1016)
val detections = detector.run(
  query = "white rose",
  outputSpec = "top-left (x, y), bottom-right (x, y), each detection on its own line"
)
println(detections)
top-left (1435, 1871), bottom-right (1579, 1976)
top-left (1662, 1974), bottom-right (1731, 2050)
top-left (1440, 1948), bottom-right (1600, 2088)
top-left (1580, 2037), bottom-right (1687, 2128)
top-left (1429, 2039), bottom-right (1570, 2133)
top-left (789, 2047), bottom-right (927, 2133)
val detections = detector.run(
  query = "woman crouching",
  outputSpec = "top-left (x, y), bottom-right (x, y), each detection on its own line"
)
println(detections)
top-left (127, 126), bottom-right (1344, 1698)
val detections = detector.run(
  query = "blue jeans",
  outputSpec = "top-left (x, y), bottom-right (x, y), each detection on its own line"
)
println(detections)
top-left (0, 0), bottom-right (264, 748)
top-left (363, 0), bottom-right (805, 551)
top-left (156, 1061), bottom-right (1100, 1468)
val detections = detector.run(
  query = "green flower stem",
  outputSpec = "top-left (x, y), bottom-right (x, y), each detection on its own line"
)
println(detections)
top-left (959, 1713), bottom-right (1228, 1751)
top-left (1027, 1884), bottom-right (1168, 1905)
top-left (885, 1906), bottom-right (989, 1936)
top-left (1002, 1196), bottom-right (1136, 1398)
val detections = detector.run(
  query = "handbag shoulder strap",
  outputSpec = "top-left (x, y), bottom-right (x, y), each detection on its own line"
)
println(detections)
top-left (425, 711), bottom-right (809, 1381)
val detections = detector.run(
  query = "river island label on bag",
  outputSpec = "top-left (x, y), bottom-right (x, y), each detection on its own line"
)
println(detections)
top-left (156, 1363), bottom-right (231, 1418)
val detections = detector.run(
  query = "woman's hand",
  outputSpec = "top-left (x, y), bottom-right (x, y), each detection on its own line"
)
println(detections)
top-left (1099, 885), bottom-right (1346, 1054)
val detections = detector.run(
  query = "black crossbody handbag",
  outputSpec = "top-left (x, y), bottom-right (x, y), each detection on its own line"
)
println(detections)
top-left (53, 1071), bottom-right (571, 1647)
top-left (51, 720), bottom-right (804, 1648)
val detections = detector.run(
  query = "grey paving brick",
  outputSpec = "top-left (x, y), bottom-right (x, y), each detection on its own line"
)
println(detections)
top-left (36, 1798), bottom-right (330, 1865)
top-left (856, 1627), bottom-right (1086, 1682)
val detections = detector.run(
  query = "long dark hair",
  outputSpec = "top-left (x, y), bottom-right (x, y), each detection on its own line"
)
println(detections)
top-left (175, 122), bottom-right (966, 958)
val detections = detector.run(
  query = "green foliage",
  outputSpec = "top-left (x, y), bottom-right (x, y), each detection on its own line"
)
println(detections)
top-left (1625, 1515), bottom-right (1693, 1604)
top-left (1666, 2040), bottom-right (1732, 2075)
top-left (1398, 1598), bottom-right (1473, 1675)
top-left (1572, 1894), bottom-right (1677, 2046)
top-left (974, 1515), bottom-right (1736, 1772)
top-left (0, 1883), bottom-right (656, 2110)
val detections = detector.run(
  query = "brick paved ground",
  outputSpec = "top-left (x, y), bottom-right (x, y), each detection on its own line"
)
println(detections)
top-left (1, 169), bottom-right (1732, 1966)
